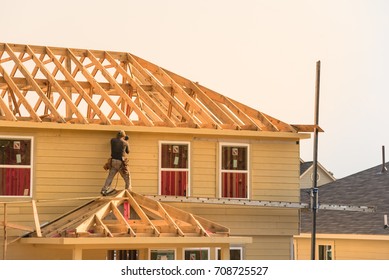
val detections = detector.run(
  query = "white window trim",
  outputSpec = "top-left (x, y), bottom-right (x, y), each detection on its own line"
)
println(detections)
top-left (149, 248), bottom-right (176, 260)
top-left (183, 247), bottom-right (210, 260)
top-left (218, 142), bottom-right (250, 199)
top-left (0, 135), bottom-right (34, 198)
top-left (216, 246), bottom-right (243, 260)
top-left (158, 141), bottom-right (191, 196)
top-left (317, 241), bottom-right (335, 260)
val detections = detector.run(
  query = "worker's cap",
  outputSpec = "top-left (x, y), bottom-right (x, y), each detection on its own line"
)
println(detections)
top-left (117, 130), bottom-right (126, 137)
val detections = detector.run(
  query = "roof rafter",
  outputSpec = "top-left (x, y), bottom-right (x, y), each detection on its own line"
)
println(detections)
top-left (0, 64), bottom-right (41, 121)
top-left (127, 53), bottom-right (199, 128)
top-left (86, 50), bottom-right (154, 127)
top-left (26, 45), bottom-right (88, 124)
top-left (0, 42), bottom-right (318, 133)
top-left (4, 43), bottom-right (66, 123)
top-left (104, 51), bottom-right (176, 127)
top-left (67, 48), bottom-right (135, 125)
top-left (45, 47), bottom-right (112, 124)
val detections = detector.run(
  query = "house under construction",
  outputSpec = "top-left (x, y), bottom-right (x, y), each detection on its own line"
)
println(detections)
top-left (1, 42), bottom-right (320, 260)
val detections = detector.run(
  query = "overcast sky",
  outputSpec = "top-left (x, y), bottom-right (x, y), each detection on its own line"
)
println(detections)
top-left (1, 0), bottom-right (389, 179)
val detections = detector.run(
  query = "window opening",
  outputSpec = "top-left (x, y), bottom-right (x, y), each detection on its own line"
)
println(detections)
top-left (150, 249), bottom-right (175, 260)
top-left (216, 247), bottom-right (243, 260)
top-left (318, 244), bottom-right (332, 260)
top-left (0, 137), bottom-right (33, 197)
top-left (184, 248), bottom-right (209, 260)
top-left (220, 144), bottom-right (248, 198)
top-left (160, 142), bottom-right (189, 196)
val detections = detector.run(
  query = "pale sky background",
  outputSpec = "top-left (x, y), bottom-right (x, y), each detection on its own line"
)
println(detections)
top-left (1, 0), bottom-right (389, 179)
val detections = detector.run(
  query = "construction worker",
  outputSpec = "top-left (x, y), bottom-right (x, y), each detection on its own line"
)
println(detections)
top-left (101, 130), bottom-right (131, 196)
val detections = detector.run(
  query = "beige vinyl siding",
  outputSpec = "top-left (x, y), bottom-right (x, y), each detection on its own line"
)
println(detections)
top-left (300, 168), bottom-right (335, 189)
top-left (191, 140), bottom-right (216, 197)
top-left (251, 141), bottom-right (300, 202)
top-left (246, 236), bottom-right (293, 260)
top-left (174, 204), bottom-right (299, 236)
top-left (1, 127), bottom-right (302, 260)
top-left (294, 237), bottom-right (389, 260)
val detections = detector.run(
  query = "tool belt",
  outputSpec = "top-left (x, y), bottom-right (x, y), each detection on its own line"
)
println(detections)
top-left (103, 158), bottom-right (112, 170)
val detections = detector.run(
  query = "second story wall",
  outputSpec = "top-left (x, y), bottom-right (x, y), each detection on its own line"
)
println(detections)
top-left (1, 126), bottom-right (302, 233)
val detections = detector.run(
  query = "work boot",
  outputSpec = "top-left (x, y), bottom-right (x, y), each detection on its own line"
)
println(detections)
top-left (103, 187), bottom-right (116, 196)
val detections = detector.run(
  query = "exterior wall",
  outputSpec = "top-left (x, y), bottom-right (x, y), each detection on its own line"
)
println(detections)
top-left (294, 237), bottom-right (389, 260)
top-left (300, 168), bottom-right (335, 189)
top-left (1, 127), bottom-right (301, 260)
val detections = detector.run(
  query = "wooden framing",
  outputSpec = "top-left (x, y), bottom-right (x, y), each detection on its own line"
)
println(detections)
top-left (15, 190), bottom-right (248, 260)
top-left (26, 190), bottom-right (230, 238)
top-left (0, 42), bottom-right (318, 132)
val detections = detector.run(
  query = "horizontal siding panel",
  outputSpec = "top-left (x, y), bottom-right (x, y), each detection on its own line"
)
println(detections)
top-left (246, 236), bottom-right (292, 260)
top-left (252, 157), bottom-right (298, 165)
top-left (252, 170), bottom-right (298, 178)
top-left (191, 187), bottom-right (216, 197)
top-left (251, 162), bottom-right (299, 172)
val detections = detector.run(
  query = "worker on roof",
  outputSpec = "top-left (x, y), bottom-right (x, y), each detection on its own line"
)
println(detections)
top-left (101, 130), bottom-right (131, 196)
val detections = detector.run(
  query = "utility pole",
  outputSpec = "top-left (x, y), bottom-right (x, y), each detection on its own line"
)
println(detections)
top-left (311, 60), bottom-right (321, 260)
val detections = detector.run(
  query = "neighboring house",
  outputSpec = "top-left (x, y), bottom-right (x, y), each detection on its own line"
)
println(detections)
top-left (0, 43), bottom-right (316, 260)
top-left (294, 161), bottom-right (389, 260)
top-left (299, 159), bottom-right (336, 189)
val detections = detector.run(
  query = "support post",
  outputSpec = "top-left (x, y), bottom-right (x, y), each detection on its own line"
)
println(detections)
top-left (311, 60), bottom-right (321, 260)
top-left (31, 200), bottom-right (42, 237)
top-left (72, 247), bottom-right (83, 260)
top-left (3, 204), bottom-right (7, 260)
top-left (220, 244), bottom-right (230, 260)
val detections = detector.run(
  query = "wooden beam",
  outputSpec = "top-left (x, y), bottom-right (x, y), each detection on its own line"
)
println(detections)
top-left (2, 204), bottom-right (7, 260)
top-left (86, 50), bottom-right (153, 126)
top-left (162, 203), bottom-right (209, 237)
top-left (108, 201), bottom-right (136, 237)
top-left (127, 53), bottom-right (199, 127)
top-left (0, 90), bottom-right (16, 121)
top-left (67, 48), bottom-right (133, 125)
top-left (154, 67), bottom-right (218, 128)
top-left (31, 200), bottom-right (42, 237)
top-left (26, 46), bottom-right (88, 124)
top-left (122, 191), bottom-right (160, 236)
top-left (45, 47), bottom-right (112, 124)
top-left (0, 65), bottom-right (41, 121)
top-left (156, 201), bottom-right (185, 236)
top-left (4, 44), bottom-right (66, 123)
top-left (104, 51), bottom-right (176, 127)
top-left (72, 247), bottom-right (83, 260)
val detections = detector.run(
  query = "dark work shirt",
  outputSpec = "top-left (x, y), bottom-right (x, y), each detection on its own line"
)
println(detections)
top-left (110, 137), bottom-right (129, 161)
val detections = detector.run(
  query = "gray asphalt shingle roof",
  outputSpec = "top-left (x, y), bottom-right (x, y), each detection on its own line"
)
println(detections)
top-left (300, 162), bottom-right (389, 235)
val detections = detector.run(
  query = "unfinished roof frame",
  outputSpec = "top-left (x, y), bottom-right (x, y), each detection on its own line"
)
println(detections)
top-left (0, 42), bottom-right (319, 133)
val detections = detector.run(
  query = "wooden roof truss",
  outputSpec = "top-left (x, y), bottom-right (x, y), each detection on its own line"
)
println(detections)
top-left (28, 190), bottom-right (229, 238)
top-left (0, 42), bottom-right (317, 132)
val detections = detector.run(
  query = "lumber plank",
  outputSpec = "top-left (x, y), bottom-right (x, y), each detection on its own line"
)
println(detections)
top-left (67, 48), bottom-right (133, 125)
top-left (86, 50), bottom-right (153, 126)
top-left (26, 46), bottom-right (88, 124)
top-left (4, 44), bottom-right (66, 123)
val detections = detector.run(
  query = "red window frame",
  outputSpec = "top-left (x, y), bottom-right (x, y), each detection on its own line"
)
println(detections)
top-left (0, 137), bottom-right (33, 197)
top-left (159, 142), bottom-right (189, 196)
top-left (220, 144), bottom-right (249, 198)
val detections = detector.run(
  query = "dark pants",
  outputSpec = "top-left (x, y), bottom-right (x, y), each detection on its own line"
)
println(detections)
top-left (102, 159), bottom-right (131, 192)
